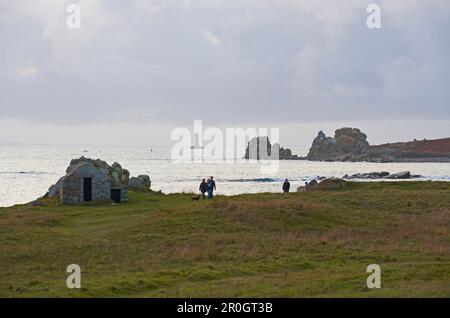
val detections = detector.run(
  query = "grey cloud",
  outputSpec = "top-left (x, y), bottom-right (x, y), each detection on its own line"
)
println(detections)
top-left (0, 0), bottom-right (449, 126)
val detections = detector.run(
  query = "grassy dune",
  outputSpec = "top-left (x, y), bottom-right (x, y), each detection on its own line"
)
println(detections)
top-left (0, 181), bottom-right (449, 297)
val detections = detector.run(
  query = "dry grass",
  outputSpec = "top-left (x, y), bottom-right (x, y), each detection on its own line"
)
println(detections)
top-left (0, 181), bottom-right (449, 297)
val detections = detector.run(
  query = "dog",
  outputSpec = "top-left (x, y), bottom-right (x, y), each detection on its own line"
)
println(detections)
top-left (191, 195), bottom-right (201, 201)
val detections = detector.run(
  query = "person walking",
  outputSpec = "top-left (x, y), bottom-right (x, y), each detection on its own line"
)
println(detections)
top-left (207, 176), bottom-right (216, 199)
top-left (199, 178), bottom-right (208, 199)
top-left (282, 178), bottom-right (291, 193)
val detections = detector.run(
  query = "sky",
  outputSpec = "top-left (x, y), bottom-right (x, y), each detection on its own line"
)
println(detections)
top-left (0, 0), bottom-right (449, 151)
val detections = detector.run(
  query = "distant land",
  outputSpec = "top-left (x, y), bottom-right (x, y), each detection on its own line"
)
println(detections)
top-left (245, 127), bottom-right (450, 162)
top-left (367, 138), bottom-right (450, 162)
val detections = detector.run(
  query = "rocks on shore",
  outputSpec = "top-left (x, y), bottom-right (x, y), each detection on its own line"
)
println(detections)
top-left (343, 171), bottom-right (421, 180)
top-left (316, 178), bottom-right (347, 190)
top-left (307, 179), bottom-right (318, 188)
top-left (128, 175), bottom-right (151, 191)
top-left (295, 171), bottom-right (421, 193)
top-left (297, 178), bottom-right (347, 192)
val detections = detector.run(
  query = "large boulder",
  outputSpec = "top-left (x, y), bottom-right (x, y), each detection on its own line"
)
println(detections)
top-left (298, 178), bottom-right (347, 191)
top-left (244, 136), bottom-right (300, 160)
top-left (137, 175), bottom-right (151, 188)
top-left (306, 131), bottom-right (339, 161)
top-left (278, 146), bottom-right (300, 160)
top-left (244, 136), bottom-right (273, 160)
top-left (297, 179), bottom-right (319, 192)
top-left (344, 171), bottom-right (390, 179)
top-left (47, 177), bottom-right (63, 198)
top-left (316, 178), bottom-right (347, 190)
top-left (307, 179), bottom-right (318, 188)
top-left (128, 175), bottom-right (151, 191)
top-left (307, 128), bottom-right (369, 161)
top-left (109, 162), bottom-right (130, 187)
top-left (386, 171), bottom-right (412, 179)
top-left (335, 128), bottom-right (369, 156)
top-left (67, 156), bottom-right (110, 174)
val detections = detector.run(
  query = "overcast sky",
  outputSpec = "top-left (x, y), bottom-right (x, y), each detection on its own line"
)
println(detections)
top-left (0, 0), bottom-right (449, 148)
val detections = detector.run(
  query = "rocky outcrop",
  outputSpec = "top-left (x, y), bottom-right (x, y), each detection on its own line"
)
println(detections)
top-left (244, 136), bottom-right (303, 160)
top-left (279, 147), bottom-right (303, 160)
top-left (342, 171), bottom-right (421, 179)
top-left (316, 178), bottom-right (347, 190)
top-left (244, 136), bottom-right (272, 160)
top-left (343, 172), bottom-right (389, 179)
top-left (296, 179), bottom-right (319, 192)
top-left (307, 128), bottom-right (450, 162)
top-left (297, 178), bottom-right (347, 191)
top-left (128, 175), bottom-right (151, 191)
top-left (386, 171), bottom-right (421, 179)
top-left (306, 131), bottom-right (339, 161)
top-left (48, 180), bottom-right (63, 198)
top-left (110, 162), bottom-right (130, 187)
top-left (307, 179), bottom-right (318, 188)
top-left (307, 128), bottom-right (369, 161)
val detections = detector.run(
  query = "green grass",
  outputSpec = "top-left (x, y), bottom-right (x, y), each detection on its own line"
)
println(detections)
top-left (0, 181), bottom-right (449, 297)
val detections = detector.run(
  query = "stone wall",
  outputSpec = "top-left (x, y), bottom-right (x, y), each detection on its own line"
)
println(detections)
top-left (46, 156), bottom-right (150, 205)
top-left (114, 186), bottom-right (129, 202)
top-left (61, 163), bottom-right (111, 205)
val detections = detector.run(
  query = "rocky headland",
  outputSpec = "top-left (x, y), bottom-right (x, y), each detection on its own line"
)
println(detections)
top-left (244, 128), bottom-right (450, 162)
top-left (307, 127), bottom-right (450, 162)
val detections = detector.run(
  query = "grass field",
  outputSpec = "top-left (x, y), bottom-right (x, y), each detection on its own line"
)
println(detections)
top-left (1, 181), bottom-right (449, 297)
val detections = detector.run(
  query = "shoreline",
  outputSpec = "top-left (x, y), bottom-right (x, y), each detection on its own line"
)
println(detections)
top-left (276, 158), bottom-right (450, 162)
top-left (1, 179), bottom-right (450, 209)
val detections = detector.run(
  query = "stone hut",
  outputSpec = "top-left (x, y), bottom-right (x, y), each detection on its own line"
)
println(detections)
top-left (60, 162), bottom-right (126, 205)
top-left (46, 157), bottom-right (150, 205)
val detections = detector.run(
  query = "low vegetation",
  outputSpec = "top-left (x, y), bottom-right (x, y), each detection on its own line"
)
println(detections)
top-left (0, 181), bottom-right (449, 297)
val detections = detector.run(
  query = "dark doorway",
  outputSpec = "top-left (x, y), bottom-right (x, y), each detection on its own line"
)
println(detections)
top-left (83, 178), bottom-right (92, 202)
top-left (111, 189), bottom-right (121, 203)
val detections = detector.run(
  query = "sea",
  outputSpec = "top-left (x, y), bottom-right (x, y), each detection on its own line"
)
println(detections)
top-left (1, 144), bottom-right (449, 207)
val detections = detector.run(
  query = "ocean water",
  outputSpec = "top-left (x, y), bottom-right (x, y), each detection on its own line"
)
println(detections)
top-left (1, 144), bottom-right (449, 207)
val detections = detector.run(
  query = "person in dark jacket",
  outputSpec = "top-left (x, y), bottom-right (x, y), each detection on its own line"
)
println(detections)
top-left (207, 176), bottom-right (216, 199)
top-left (282, 178), bottom-right (291, 193)
top-left (199, 178), bottom-right (208, 199)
